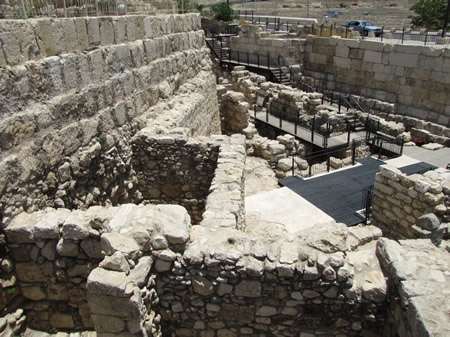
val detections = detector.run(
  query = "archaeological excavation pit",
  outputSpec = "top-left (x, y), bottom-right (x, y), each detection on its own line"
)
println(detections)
top-left (0, 9), bottom-right (449, 337)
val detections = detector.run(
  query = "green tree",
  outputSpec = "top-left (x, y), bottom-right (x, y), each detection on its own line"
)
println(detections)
top-left (211, 2), bottom-right (236, 22)
top-left (409, 0), bottom-right (449, 29)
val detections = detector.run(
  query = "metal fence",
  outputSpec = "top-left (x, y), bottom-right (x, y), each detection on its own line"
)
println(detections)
top-left (238, 10), bottom-right (450, 46)
top-left (0, 0), bottom-right (174, 18)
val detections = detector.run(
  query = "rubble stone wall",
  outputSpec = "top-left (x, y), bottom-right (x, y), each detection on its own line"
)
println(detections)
top-left (4, 202), bottom-right (390, 337)
top-left (372, 165), bottom-right (449, 239)
top-left (131, 130), bottom-right (220, 224)
top-left (230, 29), bottom-right (450, 127)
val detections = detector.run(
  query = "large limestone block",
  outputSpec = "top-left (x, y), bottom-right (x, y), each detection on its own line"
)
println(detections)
top-left (62, 211), bottom-right (90, 240)
top-left (101, 232), bottom-right (141, 260)
top-left (155, 205), bottom-right (191, 245)
top-left (87, 267), bottom-right (128, 297)
top-left (35, 209), bottom-right (70, 240)
top-left (4, 212), bottom-right (38, 243)
top-left (61, 18), bottom-right (79, 53)
top-left (0, 20), bottom-right (40, 66)
top-left (74, 18), bottom-right (89, 51)
top-left (100, 17), bottom-right (115, 46)
top-left (86, 18), bottom-right (101, 47)
top-left (31, 19), bottom-right (65, 56)
top-left (389, 52), bottom-right (418, 68)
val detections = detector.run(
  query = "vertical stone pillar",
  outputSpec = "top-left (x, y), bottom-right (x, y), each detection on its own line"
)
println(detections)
top-left (87, 267), bottom-right (148, 337)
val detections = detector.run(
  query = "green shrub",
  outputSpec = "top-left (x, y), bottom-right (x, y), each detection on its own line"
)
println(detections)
top-left (211, 2), bottom-right (236, 22)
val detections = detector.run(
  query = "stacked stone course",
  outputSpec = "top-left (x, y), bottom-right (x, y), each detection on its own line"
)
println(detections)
top-left (372, 165), bottom-right (449, 239)
top-left (0, 14), bottom-right (220, 223)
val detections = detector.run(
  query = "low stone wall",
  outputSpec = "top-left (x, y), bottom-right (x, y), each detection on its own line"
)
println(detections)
top-left (4, 203), bottom-right (390, 336)
top-left (377, 238), bottom-right (450, 337)
top-left (372, 165), bottom-right (449, 239)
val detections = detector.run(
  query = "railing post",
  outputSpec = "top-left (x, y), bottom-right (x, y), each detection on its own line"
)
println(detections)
top-left (330, 91), bottom-right (334, 105)
top-left (424, 28), bottom-right (428, 45)
top-left (381, 26), bottom-right (384, 42)
top-left (252, 10), bottom-right (254, 23)
top-left (345, 27), bottom-right (348, 38)
top-left (247, 51), bottom-right (249, 65)
top-left (267, 53), bottom-right (270, 68)
top-left (295, 110), bottom-right (299, 135)
top-left (266, 108), bottom-right (269, 122)
top-left (237, 51), bottom-right (240, 64)
top-left (257, 54), bottom-right (260, 68)
top-left (347, 124), bottom-right (351, 144)
top-left (254, 104), bottom-right (256, 118)
top-left (401, 26), bottom-right (405, 44)
top-left (280, 108), bottom-right (283, 128)
top-left (311, 115), bottom-right (315, 143)
top-left (245, 11), bottom-right (247, 21)
top-left (352, 140), bottom-right (356, 165)
top-left (327, 154), bottom-right (331, 172)
top-left (308, 161), bottom-right (312, 177)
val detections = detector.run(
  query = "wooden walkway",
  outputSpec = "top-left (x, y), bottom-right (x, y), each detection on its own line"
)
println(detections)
top-left (255, 111), bottom-right (363, 149)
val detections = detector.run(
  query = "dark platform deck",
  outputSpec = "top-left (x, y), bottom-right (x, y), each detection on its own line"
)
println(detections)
top-left (279, 157), bottom-right (437, 226)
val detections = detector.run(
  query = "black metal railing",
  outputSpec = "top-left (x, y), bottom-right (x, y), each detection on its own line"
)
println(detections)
top-left (361, 184), bottom-right (375, 225)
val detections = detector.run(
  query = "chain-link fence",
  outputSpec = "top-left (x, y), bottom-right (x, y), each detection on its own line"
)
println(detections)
top-left (0, 0), bottom-right (177, 18)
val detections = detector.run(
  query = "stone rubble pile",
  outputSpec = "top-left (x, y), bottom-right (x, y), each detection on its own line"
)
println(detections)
top-left (0, 309), bottom-right (26, 337)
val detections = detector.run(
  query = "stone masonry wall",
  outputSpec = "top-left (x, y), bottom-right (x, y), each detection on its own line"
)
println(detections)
top-left (4, 205), bottom-right (390, 337)
top-left (131, 128), bottom-right (220, 225)
top-left (372, 165), bottom-right (449, 239)
top-left (230, 27), bottom-right (450, 127)
top-left (0, 14), bottom-right (220, 223)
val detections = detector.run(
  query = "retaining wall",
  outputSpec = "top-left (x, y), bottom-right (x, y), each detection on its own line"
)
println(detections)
top-left (0, 14), bottom-right (221, 222)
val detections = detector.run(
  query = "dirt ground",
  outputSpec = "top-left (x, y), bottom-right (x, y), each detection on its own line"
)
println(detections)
top-left (232, 0), bottom-right (417, 29)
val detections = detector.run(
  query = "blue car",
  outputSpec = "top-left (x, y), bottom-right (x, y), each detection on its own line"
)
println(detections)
top-left (342, 20), bottom-right (382, 37)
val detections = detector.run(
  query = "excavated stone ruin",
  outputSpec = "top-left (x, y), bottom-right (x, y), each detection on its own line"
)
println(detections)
top-left (0, 13), bottom-right (449, 337)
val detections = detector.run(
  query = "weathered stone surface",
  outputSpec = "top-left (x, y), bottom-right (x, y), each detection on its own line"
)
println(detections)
top-left (87, 268), bottom-right (128, 297)
top-left (99, 251), bottom-right (130, 273)
top-left (416, 213), bottom-right (440, 231)
top-left (235, 280), bottom-right (261, 297)
top-left (128, 256), bottom-right (153, 287)
top-left (192, 275), bottom-right (214, 296)
top-left (101, 233), bottom-right (141, 260)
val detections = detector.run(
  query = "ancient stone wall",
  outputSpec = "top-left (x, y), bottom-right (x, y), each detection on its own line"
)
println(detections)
top-left (131, 129), bottom-right (220, 224)
top-left (377, 238), bottom-right (450, 337)
top-left (0, 14), bottom-right (221, 223)
top-left (372, 165), bottom-right (449, 240)
top-left (230, 28), bottom-right (450, 127)
top-left (4, 203), bottom-right (390, 337)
